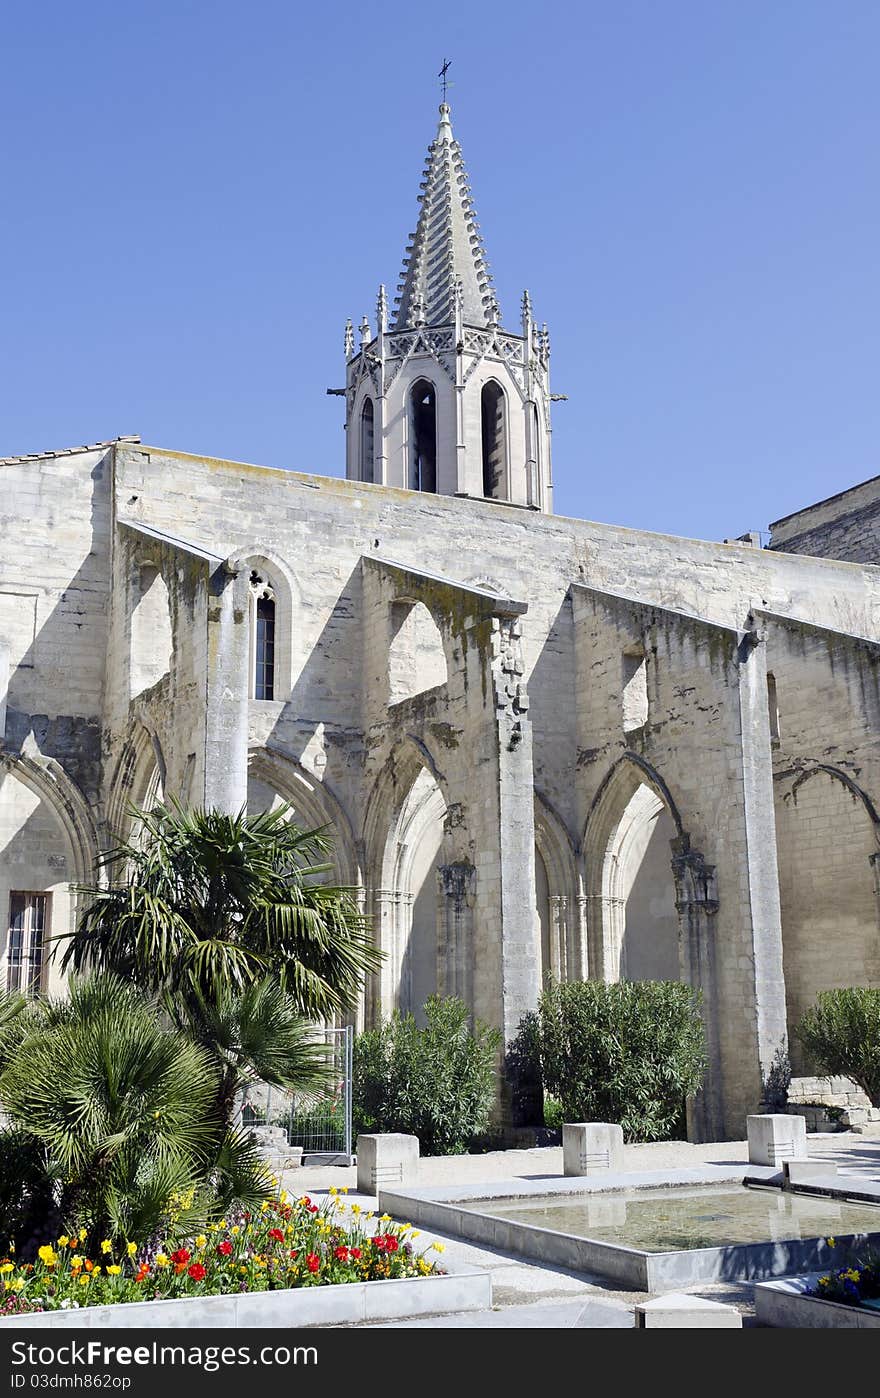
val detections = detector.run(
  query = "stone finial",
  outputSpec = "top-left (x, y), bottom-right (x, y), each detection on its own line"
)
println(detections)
top-left (344, 318), bottom-right (354, 359)
top-left (376, 284), bottom-right (388, 333)
top-left (359, 314), bottom-right (371, 348)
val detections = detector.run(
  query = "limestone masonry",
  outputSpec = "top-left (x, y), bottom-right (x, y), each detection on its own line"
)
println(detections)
top-left (1, 103), bottom-right (878, 1140)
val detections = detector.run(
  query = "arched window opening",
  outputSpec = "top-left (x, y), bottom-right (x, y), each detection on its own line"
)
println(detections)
top-left (481, 381), bottom-right (506, 499)
top-left (409, 379), bottom-right (437, 492)
top-left (360, 397), bottom-right (375, 484)
top-left (767, 672), bottom-right (781, 743)
top-left (249, 570), bottom-right (276, 701)
top-left (130, 564), bottom-right (172, 700)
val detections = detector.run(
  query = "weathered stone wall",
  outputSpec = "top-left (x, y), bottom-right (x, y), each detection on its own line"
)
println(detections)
top-left (769, 475), bottom-right (880, 564)
top-left (571, 588), bottom-right (787, 1138)
top-left (758, 612), bottom-right (880, 1067)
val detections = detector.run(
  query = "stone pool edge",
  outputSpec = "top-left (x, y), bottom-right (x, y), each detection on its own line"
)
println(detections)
top-left (379, 1167), bottom-right (880, 1293)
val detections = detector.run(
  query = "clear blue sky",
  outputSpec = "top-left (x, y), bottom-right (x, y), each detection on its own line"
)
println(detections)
top-left (2, 1), bottom-right (878, 540)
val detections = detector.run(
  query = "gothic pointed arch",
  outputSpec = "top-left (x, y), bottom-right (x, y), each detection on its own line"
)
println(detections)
top-left (362, 738), bottom-right (459, 1024)
top-left (106, 720), bottom-right (167, 844)
top-left (246, 745), bottom-right (358, 888)
top-left (0, 753), bottom-right (101, 996)
top-left (533, 791), bottom-right (581, 982)
top-left (584, 756), bottom-right (683, 985)
top-left (774, 762), bottom-right (880, 1061)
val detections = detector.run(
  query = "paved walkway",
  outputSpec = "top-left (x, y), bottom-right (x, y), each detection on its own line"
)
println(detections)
top-left (281, 1132), bottom-right (880, 1328)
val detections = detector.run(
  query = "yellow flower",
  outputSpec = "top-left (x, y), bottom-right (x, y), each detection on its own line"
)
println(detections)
top-left (219, 1219), bottom-right (228, 1229)
top-left (57, 1235), bottom-right (69, 1248)
top-left (350, 1204), bottom-right (361, 1216)
top-left (431, 1241), bottom-right (445, 1253)
top-left (155, 1254), bottom-right (169, 1268)
top-left (38, 1245), bottom-right (57, 1266)
top-left (230, 1226), bottom-right (240, 1236)
top-left (260, 1202), bottom-right (270, 1213)
top-left (100, 1240), bottom-right (112, 1254)
top-left (107, 1265), bottom-right (121, 1276)
top-left (826, 1237), bottom-right (836, 1249)
top-left (341, 1186), bottom-right (349, 1194)
top-left (78, 1274), bottom-right (90, 1287)
top-left (79, 1229), bottom-right (87, 1242)
top-left (195, 1235), bottom-right (207, 1250)
top-left (329, 1186), bottom-right (338, 1196)
top-left (126, 1242), bottom-right (137, 1257)
top-left (398, 1224), bottom-right (410, 1234)
top-left (0, 1264), bottom-right (14, 1275)
top-left (4, 1278), bottom-right (24, 1293)
top-left (380, 1214), bottom-right (392, 1223)
top-left (91, 1266), bottom-right (102, 1277)
top-left (410, 1230), bottom-right (420, 1239)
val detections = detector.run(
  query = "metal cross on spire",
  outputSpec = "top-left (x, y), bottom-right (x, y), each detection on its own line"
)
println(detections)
top-left (438, 57), bottom-right (452, 103)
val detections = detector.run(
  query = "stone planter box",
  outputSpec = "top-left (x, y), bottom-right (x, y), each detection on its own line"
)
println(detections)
top-left (755, 1275), bottom-right (880, 1329)
top-left (0, 1266), bottom-right (490, 1330)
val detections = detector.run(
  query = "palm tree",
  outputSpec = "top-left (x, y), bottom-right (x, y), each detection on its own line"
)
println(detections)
top-left (60, 801), bottom-right (381, 1019)
top-left (0, 975), bottom-right (227, 1247)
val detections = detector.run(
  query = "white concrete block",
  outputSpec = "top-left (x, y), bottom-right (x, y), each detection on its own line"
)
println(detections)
top-left (747, 1113), bottom-right (807, 1166)
top-left (563, 1122), bottom-right (624, 1176)
top-left (357, 1133), bottom-right (420, 1193)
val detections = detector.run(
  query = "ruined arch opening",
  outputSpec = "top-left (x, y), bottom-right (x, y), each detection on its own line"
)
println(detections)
top-left (130, 563), bottom-right (172, 700)
top-left (391, 766), bottom-right (447, 1024)
top-left (360, 397), bottom-right (375, 484)
top-left (388, 600), bottom-right (447, 705)
top-left (0, 765), bottom-right (78, 997)
top-left (775, 769), bottom-right (880, 1069)
top-left (587, 764), bottom-right (681, 984)
top-left (481, 380), bottom-right (507, 500)
top-left (409, 379), bottom-right (437, 493)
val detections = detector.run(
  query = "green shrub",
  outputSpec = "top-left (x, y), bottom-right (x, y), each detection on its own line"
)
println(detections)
top-left (535, 979), bottom-right (707, 1142)
top-left (795, 988), bottom-right (880, 1106)
top-left (353, 996), bottom-right (501, 1155)
top-left (543, 1095), bottom-right (564, 1131)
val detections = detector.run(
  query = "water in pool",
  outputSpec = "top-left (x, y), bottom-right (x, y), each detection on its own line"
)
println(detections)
top-left (459, 1185), bottom-right (880, 1252)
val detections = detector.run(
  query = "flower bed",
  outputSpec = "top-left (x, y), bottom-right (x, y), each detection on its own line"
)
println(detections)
top-left (0, 1189), bottom-right (447, 1319)
top-left (754, 1246), bottom-right (880, 1329)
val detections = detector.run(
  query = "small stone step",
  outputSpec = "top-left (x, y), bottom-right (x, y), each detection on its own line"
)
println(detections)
top-left (634, 1293), bottom-right (742, 1329)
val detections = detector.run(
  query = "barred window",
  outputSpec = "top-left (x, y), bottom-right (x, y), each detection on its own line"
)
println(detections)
top-left (7, 892), bottom-right (47, 996)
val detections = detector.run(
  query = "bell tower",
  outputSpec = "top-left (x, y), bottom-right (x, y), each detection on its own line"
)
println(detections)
top-left (342, 102), bottom-right (554, 512)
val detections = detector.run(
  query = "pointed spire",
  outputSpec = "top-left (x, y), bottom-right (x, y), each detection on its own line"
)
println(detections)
top-left (376, 284), bottom-right (388, 334)
top-left (344, 318), bottom-right (354, 359)
top-left (393, 103), bottom-right (501, 332)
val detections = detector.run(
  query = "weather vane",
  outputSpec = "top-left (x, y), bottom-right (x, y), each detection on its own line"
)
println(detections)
top-left (438, 57), bottom-right (452, 103)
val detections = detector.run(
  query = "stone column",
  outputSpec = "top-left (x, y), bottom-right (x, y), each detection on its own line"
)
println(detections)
top-left (437, 861), bottom-right (476, 1009)
top-left (671, 837), bottom-right (724, 1142)
top-left (490, 613), bottom-right (541, 1053)
top-left (204, 562), bottom-right (249, 813)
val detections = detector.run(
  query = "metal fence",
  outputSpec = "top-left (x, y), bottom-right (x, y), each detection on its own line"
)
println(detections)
top-left (238, 1025), bottom-right (353, 1162)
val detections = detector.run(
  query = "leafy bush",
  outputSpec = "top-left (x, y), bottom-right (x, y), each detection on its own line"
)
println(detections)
top-left (543, 1096), bottom-right (564, 1131)
top-left (353, 996), bottom-right (501, 1155)
top-left (795, 988), bottom-right (880, 1106)
top-left (535, 979), bottom-right (707, 1142)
